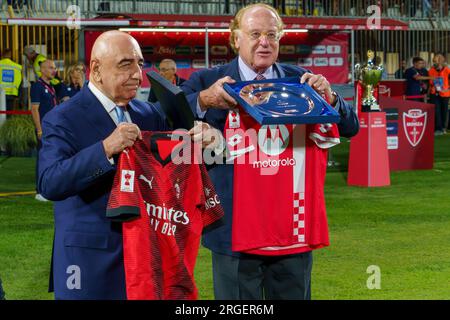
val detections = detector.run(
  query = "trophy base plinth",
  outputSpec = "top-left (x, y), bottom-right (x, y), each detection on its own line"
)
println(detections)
top-left (361, 105), bottom-right (382, 113)
top-left (347, 112), bottom-right (390, 187)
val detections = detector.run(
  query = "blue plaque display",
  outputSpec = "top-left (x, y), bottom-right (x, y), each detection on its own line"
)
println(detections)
top-left (223, 77), bottom-right (340, 125)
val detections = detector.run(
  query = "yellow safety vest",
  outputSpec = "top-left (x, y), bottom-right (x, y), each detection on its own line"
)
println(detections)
top-left (0, 58), bottom-right (22, 96)
top-left (33, 54), bottom-right (60, 86)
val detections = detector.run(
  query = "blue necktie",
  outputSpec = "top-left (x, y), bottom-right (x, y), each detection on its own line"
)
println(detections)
top-left (115, 106), bottom-right (126, 123)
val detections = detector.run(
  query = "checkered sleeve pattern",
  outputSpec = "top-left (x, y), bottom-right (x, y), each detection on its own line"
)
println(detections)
top-left (293, 192), bottom-right (305, 243)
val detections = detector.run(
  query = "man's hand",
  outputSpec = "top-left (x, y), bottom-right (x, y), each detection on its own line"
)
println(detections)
top-left (189, 121), bottom-right (225, 153)
top-left (102, 123), bottom-right (142, 158)
top-left (198, 76), bottom-right (237, 111)
top-left (300, 73), bottom-right (336, 105)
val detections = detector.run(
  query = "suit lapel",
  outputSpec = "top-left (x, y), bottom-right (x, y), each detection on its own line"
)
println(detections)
top-left (127, 100), bottom-right (144, 128)
top-left (226, 57), bottom-right (242, 81)
top-left (79, 86), bottom-right (117, 139)
top-left (274, 62), bottom-right (287, 78)
top-left (229, 58), bottom-right (289, 80)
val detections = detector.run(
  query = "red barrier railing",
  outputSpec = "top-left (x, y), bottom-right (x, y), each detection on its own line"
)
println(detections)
top-left (0, 110), bottom-right (32, 115)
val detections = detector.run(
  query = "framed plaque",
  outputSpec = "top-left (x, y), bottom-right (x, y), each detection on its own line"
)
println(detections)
top-left (224, 77), bottom-right (340, 125)
top-left (146, 71), bottom-right (195, 130)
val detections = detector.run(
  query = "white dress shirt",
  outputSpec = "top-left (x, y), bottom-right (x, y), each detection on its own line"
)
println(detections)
top-left (88, 81), bottom-right (132, 125)
top-left (88, 82), bottom-right (132, 164)
top-left (237, 56), bottom-right (276, 81)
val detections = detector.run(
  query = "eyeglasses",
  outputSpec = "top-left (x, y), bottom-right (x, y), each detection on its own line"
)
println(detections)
top-left (242, 30), bottom-right (281, 42)
top-left (159, 67), bottom-right (175, 72)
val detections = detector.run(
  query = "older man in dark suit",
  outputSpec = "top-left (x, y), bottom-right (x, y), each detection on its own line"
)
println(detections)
top-left (38, 31), bottom-right (169, 299)
top-left (182, 3), bottom-right (359, 300)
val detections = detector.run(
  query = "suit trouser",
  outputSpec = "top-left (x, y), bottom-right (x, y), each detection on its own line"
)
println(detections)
top-left (36, 135), bottom-right (42, 192)
top-left (20, 86), bottom-right (29, 110)
top-left (0, 277), bottom-right (5, 300)
top-left (5, 96), bottom-right (18, 111)
top-left (211, 251), bottom-right (312, 300)
top-left (432, 95), bottom-right (450, 131)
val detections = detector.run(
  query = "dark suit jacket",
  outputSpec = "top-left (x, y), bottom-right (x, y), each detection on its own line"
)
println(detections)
top-left (181, 57), bottom-right (359, 256)
top-left (38, 85), bottom-right (167, 299)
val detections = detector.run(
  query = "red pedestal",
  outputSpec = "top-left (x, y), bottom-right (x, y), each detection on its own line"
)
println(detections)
top-left (347, 112), bottom-right (391, 187)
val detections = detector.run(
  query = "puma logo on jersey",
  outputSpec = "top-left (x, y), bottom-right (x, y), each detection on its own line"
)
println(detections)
top-left (139, 174), bottom-right (154, 189)
top-left (122, 148), bottom-right (130, 160)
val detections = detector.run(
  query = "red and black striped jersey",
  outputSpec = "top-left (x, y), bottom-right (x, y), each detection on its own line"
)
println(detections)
top-left (107, 131), bottom-right (224, 300)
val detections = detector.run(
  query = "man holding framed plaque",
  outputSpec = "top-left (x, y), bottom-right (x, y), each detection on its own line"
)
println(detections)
top-left (182, 3), bottom-right (359, 300)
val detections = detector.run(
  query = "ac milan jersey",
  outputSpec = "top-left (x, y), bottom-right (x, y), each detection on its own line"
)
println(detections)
top-left (224, 110), bottom-right (340, 256)
top-left (107, 131), bottom-right (224, 300)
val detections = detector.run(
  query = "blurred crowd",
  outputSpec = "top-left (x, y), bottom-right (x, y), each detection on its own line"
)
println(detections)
top-left (0, 45), bottom-right (86, 201)
top-left (3, 0), bottom-right (449, 18)
top-left (394, 53), bottom-right (450, 135)
top-left (257, 0), bottom-right (449, 17)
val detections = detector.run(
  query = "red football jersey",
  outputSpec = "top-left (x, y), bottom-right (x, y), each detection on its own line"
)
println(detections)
top-left (224, 110), bottom-right (340, 256)
top-left (107, 131), bottom-right (224, 300)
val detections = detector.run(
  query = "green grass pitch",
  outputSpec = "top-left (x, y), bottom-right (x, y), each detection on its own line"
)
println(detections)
top-left (1, 135), bottom-right (449, 299)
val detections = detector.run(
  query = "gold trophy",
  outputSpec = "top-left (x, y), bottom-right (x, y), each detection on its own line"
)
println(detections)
top-left (355, 50), bottom-right (383, 112)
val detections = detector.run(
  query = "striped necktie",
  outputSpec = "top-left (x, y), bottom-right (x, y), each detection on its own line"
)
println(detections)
top-left (255, 73), bottom-right (266, 81)
top-left (115, 106), bottom-right (126, 124)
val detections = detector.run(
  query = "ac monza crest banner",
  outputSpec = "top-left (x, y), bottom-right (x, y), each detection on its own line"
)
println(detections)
top-left (379, 96), bottom-right (434, 171)
top-left (403, 109), bottom-right (427, 147)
